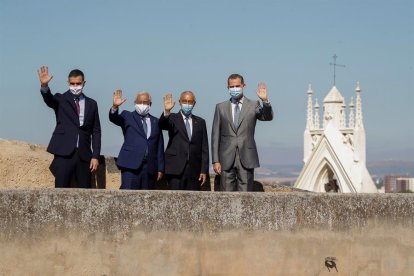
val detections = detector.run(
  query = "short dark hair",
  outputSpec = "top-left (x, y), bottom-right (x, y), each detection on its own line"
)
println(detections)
top-left (227, 74), bottom-right (244, 86)
top-left (68, 69), bottom-right (85, 81)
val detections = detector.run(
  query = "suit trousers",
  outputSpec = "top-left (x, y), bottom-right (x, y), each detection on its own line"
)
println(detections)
top-left (120, 163), bottom-right (155, 190)
top-left (51, 149), bottom-right (92, 188)
top-left (220, 148), bottom-right (254, 191)
top-left (167, 162), bottom-right (200, 191)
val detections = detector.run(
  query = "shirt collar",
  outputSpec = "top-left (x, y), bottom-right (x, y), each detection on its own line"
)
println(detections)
top-left (230, 96), bottom-right (244, 104)
top-left (74, 93), bottom-right (85, 100)
top-left (180, 111), bottom-right (192, 119)
top-left (137, 113), bottom-right (150, 119)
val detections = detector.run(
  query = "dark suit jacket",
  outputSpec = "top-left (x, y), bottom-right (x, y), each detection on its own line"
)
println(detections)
top-left (159, 112), bottom-right (209, 177)
top-left (109, 109), bottom-right (165, 174)
top-left (41, 88), bottom-right (101, 161)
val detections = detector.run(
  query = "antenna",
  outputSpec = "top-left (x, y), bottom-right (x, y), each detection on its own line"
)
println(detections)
top-left (329, 54), bottom-right (345, 86)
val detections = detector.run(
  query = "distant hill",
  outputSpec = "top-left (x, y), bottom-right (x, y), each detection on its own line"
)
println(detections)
top-left (367, 160), bottom-right (414, 177)
top-left (257, 160), bottom-right (413, 180)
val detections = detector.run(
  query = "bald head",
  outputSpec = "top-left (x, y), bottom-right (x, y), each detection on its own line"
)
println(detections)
top-left (179, 91), bottom-right (196, 105)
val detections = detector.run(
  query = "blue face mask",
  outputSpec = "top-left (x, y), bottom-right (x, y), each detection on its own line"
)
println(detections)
top-left (181, 104), bottom-right (194, 115)
top-left (229, 87), bottom-right (243, 99)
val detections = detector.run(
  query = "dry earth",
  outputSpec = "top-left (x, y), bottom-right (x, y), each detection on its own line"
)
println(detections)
top-left (0, 138), bottom-right (300, 192)
top-left (0, 139), bottom-right (120, 189)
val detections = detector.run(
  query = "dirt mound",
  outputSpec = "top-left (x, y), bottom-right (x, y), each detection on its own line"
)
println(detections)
top-left (0, 138), bottom-right (120, 189)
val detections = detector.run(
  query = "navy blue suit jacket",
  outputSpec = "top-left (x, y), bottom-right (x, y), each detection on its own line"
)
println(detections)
top-left (41, 88), bottom-right (101, 161)
top-left (159, 112), bottom-right (209, 177)
top-left (109, 109), bottom-right (165, 174)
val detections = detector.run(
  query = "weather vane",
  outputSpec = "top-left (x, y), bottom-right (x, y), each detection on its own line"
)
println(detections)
top-left (329, 54), bottom-right (345, 86)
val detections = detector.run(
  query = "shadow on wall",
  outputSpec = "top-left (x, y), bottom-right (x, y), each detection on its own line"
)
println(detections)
top-left (50, 156), bottom-right (266, 191)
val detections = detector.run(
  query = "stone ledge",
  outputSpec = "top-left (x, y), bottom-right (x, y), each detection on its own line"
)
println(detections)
top-left (1, 189), bottom-right (413, 239)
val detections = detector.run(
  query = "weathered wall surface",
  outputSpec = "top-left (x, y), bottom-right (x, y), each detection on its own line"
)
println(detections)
top-left (0, 189), bottom-right (413, 275)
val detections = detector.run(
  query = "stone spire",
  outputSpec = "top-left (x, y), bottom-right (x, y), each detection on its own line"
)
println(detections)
top-left (340, 101), bottom-right (347, 128)
top-left (355, 81), bottom-right (364, 129)
top-left (314, 99), bottom-right (320, 129)
top-left (349, 97), bottom-right (355, 128)
top-left (323, 86), bottom-right (345, 129)
top-left (306, 84), bottom-right (314, 130)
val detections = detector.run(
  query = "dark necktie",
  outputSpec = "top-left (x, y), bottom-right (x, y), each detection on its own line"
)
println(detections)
top-left (185, 117), bottom-right (191, 140)
top-left (75, 97), bottom-right (80, 116)
top-left (233, 101), bottom-right (240, 128)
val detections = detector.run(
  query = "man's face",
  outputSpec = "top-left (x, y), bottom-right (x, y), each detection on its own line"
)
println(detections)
top-left (228, 78), bottom-right (245, 89)
top-left (179, 93), bottom-right (195, 105)
top-left (68, 76), bottom-right (85, 87)
top-left (135, 94), bottom-right (151, 105)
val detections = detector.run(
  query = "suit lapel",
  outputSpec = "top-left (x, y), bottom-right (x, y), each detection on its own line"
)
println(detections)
top-left (132, 111), bottom-right (147, 138)
top-left (65, 91), bottom-right (77, 115)
top-left (84, 96), bottom-right (91, 123)
top-left (237, 97), bottom-right (252, 130)
top-left (149, 115), bottom-right (157, 139)
top-left (225, 101), bottom-right (237, 133)
top-left (191, 116), bottom-right (199, 142)
top-left (64, 92), bottom-right (80, 125)
top-left (176, 113), bottom-right (190, 142)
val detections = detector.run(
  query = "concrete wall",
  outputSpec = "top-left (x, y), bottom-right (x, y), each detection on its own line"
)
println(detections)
top-left (1, 189), bottom-right (413, 275)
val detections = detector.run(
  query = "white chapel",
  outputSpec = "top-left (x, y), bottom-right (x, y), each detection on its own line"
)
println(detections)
top-left (294, 83), bottom-right (378, 193)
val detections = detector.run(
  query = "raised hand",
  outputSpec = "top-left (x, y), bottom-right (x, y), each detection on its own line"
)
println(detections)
top-left (37, 66), bottom-right (53, 87)
top-left (257, 82), bottom-right (268, 101)
top-left (163, 93), bottom-right (175, 112)
top-left (113, 89), bottom-right (127, 108)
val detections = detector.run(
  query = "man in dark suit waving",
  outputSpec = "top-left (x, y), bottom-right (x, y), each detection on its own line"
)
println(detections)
top-left (159, 91), bottom-right (209, 190)
top-left (38, 66), bottom-right (101, 188)
top-left (109, 90), bottom-right (164, 189)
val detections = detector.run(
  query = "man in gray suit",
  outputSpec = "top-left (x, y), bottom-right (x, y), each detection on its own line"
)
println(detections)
top-left (212, 74), bottom-right (273, 191)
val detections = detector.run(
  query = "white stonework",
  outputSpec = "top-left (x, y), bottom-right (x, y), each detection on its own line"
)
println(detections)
top-left (295, 83), bottom-right (378, 193)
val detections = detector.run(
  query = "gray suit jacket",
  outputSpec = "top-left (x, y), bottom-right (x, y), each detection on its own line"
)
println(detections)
top-left (211, 97), bottom-right (273, 170)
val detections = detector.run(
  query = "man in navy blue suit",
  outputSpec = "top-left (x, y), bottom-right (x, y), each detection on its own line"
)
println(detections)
top-left (38, 66), bottom-right (101, 188)
top-left (159, 91), bottom-right (209, 190)
top-left (109, 90), bottom-right (164, 189)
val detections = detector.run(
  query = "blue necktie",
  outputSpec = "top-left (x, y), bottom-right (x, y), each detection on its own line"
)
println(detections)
top-left (142, 117), bottom-right (148, 138)
top-left (142, 117), bottom-right (148, 159)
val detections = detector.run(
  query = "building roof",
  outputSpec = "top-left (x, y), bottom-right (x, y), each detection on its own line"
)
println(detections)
top-left (324, 86), bottom-right (344, 103)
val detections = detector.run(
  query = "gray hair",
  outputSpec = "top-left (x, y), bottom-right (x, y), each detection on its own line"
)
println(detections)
top-left (134, 91), bottom-right (152, 103)
top-left (180, 90), bottom-right (196, 102)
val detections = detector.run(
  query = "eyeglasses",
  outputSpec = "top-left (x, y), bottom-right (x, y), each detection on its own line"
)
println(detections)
top-left (69, 82), bottom-right (83, 85)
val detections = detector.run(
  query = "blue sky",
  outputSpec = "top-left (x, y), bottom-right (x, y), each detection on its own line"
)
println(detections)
top-left (1, 0), bottom-right (413, 165)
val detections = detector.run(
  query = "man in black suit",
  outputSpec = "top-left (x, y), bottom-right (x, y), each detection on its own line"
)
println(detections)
top-left (159, 91), bottom-right (209, 190)
top-left (38, 66), bottom-right (101, 188)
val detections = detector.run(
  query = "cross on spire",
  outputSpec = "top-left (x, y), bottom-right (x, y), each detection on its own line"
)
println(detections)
top-left (329, 54), bottom-right (345, 86)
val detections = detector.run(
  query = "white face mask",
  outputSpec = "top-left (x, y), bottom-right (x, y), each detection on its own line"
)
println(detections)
top-left (69, 85), bottom-right (83, 95)
top-left (135, 104), bottom-right (150, 116)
